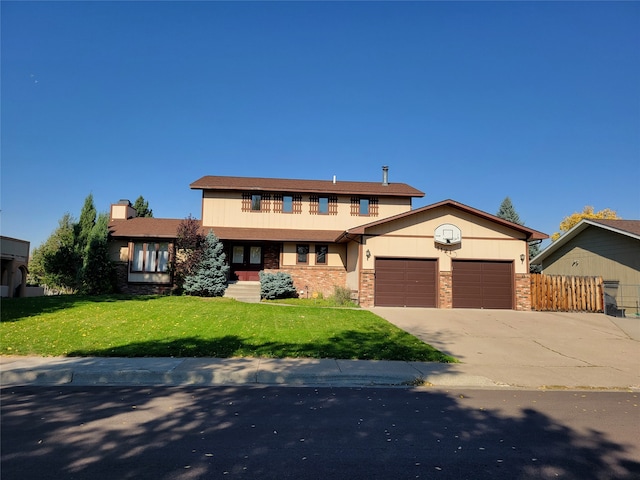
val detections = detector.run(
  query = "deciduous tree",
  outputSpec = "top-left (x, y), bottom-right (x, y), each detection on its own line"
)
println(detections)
top-left (552, 206), bottom-right (620, 241)
top-left (171, 215), bottom-right (205, 291)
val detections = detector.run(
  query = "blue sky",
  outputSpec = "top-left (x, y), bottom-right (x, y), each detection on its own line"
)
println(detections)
top-left (2, 1), bottom-right (639, 250)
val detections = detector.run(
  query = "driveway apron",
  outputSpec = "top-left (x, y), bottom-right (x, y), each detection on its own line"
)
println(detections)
top-left (370, 308), bottom-right (640, 390)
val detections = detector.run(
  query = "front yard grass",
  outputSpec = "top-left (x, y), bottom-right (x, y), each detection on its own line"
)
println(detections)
top-left (0, 295), bottom-right (456, 362)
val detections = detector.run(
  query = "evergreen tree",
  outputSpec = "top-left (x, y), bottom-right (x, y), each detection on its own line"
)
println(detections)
top-left (496, 197), bottom-right (522, 225)
top-left (133, 195), bottom-right (153, 217)
top-left (81, 213), bottom-right (116, 294)
top-left (30, 196), bottom-right (117, 294)
top-left (38, 213), bottom-right (82, 292)
top-left (76, 194), bottom-right (97, 254)
top-left (259, 271), bottom-right (297, 300)
top-left (183, 230), bottom-right (229, 297)
top-left (496, 196), bottom-right (540, 272)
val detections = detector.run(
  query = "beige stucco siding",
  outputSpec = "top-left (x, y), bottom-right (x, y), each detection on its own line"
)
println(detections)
top-left (127, 272), bottom-right (171, 284)
top-left (201, 191), bottom-right (411, 230)
top-left (359, 206), bottom-right (529, 274)
top-left (281, 243), bottom-right (347, 267)
top-left (108, 240), bottom-right (129, 262)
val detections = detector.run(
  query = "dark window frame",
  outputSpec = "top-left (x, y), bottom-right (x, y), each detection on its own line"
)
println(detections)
top-left (296, 244), bottom-right (310, 264)
top-left (130, 242), bottom-right (171, 273)
top-left (315, 244), bottom-right (328, 265)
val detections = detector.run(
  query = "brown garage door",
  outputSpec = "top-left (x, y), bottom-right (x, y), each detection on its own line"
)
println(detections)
top-left (375, 258), bottom-right (437, 307)
top-left (452, 260), bottom-right (513, 309)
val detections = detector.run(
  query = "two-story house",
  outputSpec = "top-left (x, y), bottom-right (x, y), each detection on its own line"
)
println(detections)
top-left (109, 167), bottom-right (547, 309)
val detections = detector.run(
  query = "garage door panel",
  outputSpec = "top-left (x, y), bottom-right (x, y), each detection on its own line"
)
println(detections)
top-left (375, 259), bottom-right (437, 307)
top-left (453, 261), bottom-right (513, 309)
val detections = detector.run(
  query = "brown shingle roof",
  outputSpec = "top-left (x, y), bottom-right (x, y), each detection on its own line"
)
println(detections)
top-left (344, 199), bottom-right (548, 241)
top-left (589, 219), bottom-right (640, 237)
top-left (109, 218), bottom-right (182, 239)
top-left (205, 227), bottom-right (344, 243)
top-left (109, 218), bottom-right (343, 243)
top-left (190, 175), bottom-right (425, 198)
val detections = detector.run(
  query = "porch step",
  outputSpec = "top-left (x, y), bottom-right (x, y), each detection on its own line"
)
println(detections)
top-left (224, 281), bottom-right (261, 303)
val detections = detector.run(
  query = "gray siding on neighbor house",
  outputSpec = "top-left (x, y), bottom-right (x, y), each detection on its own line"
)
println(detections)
top-left (541, 227), bottom-right (640, 285)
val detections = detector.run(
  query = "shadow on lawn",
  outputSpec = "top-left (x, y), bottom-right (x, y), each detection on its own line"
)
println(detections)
top-left (67, 331), bottom-right (455, 362)
top-left (0, 294), bottom-right (163, 323)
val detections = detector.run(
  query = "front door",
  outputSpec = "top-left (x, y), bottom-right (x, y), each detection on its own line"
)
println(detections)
top-left (230, 244), bottom-right (263, 281)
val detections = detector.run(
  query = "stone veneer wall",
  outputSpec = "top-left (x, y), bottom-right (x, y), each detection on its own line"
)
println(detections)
top-left (439, 271), bottom-right (452, 308)
top-left (515, 273), bottom-right (531, 311)
top-left (264, 266), bottom-right (346, 299)
top-left (114, 262), bottom-right (173, 295)
top-left (358, 270), bottom-right (375, 307)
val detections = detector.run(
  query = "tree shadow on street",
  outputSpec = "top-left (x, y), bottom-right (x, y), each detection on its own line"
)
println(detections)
top-left (2, 385), bottom-right (638, 479)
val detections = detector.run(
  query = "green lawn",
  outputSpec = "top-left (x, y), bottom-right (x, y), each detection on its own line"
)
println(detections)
top-left (0, 295), bottom-right (456, 362)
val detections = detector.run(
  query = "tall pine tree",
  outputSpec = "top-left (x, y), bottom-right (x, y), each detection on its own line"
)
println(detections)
top-left (133, 195), bottom-right (153, 217)
top-left (496, 197), bottom-right (521, 225)
top-left (81, 212), bottom-right (116, 294)
top-left (76, 194), bottom-right (97, 254)
top-left (496, 196), bottom-right (540, 271)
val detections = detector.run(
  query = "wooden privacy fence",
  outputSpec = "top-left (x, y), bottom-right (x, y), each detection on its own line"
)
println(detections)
top-left (530, 274), bottom-right (604, 312)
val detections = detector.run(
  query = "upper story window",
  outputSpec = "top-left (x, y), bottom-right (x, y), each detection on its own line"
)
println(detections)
top-left (283, 195), bottom-right (293, 213)
top-left (131, 242), bottom-right (170, 273)
top-left (242, 193), bottom-right (271, 212)
top-left (310, 195), bottom-right (338, 215)
top-left (251, 194), bottom-right (261, 211)
top-left (319, 197), bottom-right (329, 214)
top-left (350, 197), bottom-right (379, 216)
top-left (273, 194), bottom-right (302, 214)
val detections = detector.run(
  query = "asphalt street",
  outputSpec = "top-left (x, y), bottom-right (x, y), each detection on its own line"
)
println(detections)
top-left (2, 385), bottom-right (639, 480)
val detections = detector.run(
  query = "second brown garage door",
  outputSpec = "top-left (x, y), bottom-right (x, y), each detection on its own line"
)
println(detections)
top-left (375, 258), bottom-right (437, 307)
top-left (452, 260), bottom-right (513, 309)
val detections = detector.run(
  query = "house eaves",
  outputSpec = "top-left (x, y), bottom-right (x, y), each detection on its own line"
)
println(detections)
top-left (109, 218), bottom-right (344, 243)
top-left (345, 199), bottom-right (548, 241)
top-left (203, 226), bottom-right (345, 243)
top-left (109, 218), bottom-right (183, 239)
top-left (530, 219), bottom-right (640, 265)
top-left (190, 175), bottom-right (425, 198)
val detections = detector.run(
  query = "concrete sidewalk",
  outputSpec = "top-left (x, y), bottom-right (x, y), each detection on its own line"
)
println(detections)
top-left (0, 356), bottom-right (499, 388)
top-left (1, 310), bottom-right (638, 390)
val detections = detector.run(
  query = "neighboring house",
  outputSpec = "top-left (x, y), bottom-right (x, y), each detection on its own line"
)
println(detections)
top-left (109, 168), bottom-right (547, 309)
top-left (530, 219), bottom-right (640, 317)
top-left (1, 236), bottom-right (30, 298)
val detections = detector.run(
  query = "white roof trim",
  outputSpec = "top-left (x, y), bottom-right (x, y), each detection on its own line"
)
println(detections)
top-left (530, 219), bottom-right (640, 264)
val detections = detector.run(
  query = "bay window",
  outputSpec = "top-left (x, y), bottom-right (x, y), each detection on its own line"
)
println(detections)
top-left (131, 242), bottom-right (170, 273)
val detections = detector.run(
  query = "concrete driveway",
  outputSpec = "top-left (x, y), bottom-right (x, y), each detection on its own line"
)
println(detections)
top-left (370, 308), bottom-right (640, 390)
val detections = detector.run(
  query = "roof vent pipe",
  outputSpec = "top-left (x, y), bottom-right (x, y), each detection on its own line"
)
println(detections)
top-left (333, 175), bottom-right (337, 184)
top-left (382, 165), bottom-right (389, 186)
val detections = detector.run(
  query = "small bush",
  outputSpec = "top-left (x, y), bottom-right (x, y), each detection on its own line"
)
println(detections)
top-left (260, 271), bottom-right (298, 300)
top-left (330, 285), bottom-right (355, 306)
